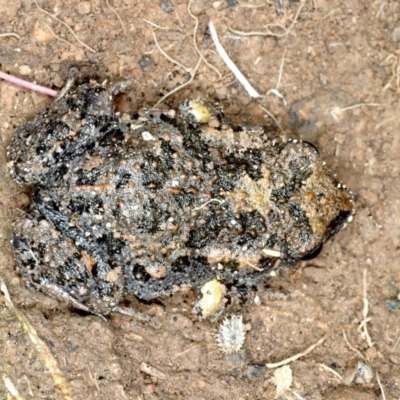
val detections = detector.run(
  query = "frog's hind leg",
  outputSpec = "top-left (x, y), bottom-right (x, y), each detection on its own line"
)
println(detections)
top-left (11, 210), bottom-right (123, 316)
top-left (12, 212), bottom-right (162, 326)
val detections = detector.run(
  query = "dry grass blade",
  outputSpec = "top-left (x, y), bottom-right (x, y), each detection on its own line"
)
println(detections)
top-left (138, 18), bottom-right (172, 30)
top-left (150, 29), bottom-right (189, 72)
top-left (153, 57), bottom-right (202, 108)
top-left (377, 373), bottom-right (387, 400)
top-left (147, 28), bottom-right (202, 107)
top-left (342, 330), bottom-right (365, 360)
top-left (0, 279), bottom-right (73, 400)
top-left (229, 0), bottom-right (305, 38)
top-left (105, 0), bottom-right (126, 35)
top-left (360, 269), bottom-right (374, 347)
top-left (187, 0), bottom-right (222, 79)
top-left (259, 105), bottom-right (284, 133)
top-left (266, 336), bottom-right (326, 368)
top-left (2, 375), bottom-right (25, 400)
top-left (34, 0), bottom-right (96, 52)
top-left (0, 32), bottom-right (21, 39)
top-left (41, 20), bottom-right (77, 48)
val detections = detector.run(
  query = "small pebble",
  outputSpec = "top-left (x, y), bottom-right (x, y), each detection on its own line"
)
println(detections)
top-left (159, 0), bottom-right (174, 12)
top-left (190, 0), bottom-right (207, 15)
top-left (139, 55), bottom-right (152, 68)
top-left (77, 2), bottom-right (91, 15)
top-left (32, 20), bottom-right (54, 43)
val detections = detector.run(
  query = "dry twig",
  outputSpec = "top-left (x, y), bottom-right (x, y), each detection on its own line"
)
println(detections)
top-left (0, 32), bottom-right (21, 39)
top-left (34, 0), bottom-right (96, 52)
top-left (209, 20), bottom-right (263, 98)
top-left (359, 269), bottom-right (374, 347)
top-left (266, 49), bottom-right (287, 105)
top-left (149, 29), bottom-right (202, 107)
top-left (259, 105), bottom-right (284, 133)
top-left (342, 329), bottom-right (365, 360)
top-left (138, 18), bottom-right (172, 30)
top-left (266, 335), bottom-right (326, 368)
top-left (105, 0), bottom-right (126, 35)
top-left (381, 54), bottom-right (400, 91)
top-left (139, 362), bottom-right (167, 380)
top-left (0, 279), bottom-right (72, 399)
top-left (187, 0), bottom-right (222, 79)
top-left (229, 0), bottom-right (305, 38)
top-left (41, 20), bottom-right (77, 48)
top-left (377, 373), bottom-right (387, 400)
top-left (318, 363), bottom-right (345, 382)
top-left (330, 102), bottom-right (383, 121)
top-left (2, 375), bottom-right (25, 400)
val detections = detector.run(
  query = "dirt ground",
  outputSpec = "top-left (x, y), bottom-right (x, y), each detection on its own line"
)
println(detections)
top-left (0, 0), bottom-right (399, 399)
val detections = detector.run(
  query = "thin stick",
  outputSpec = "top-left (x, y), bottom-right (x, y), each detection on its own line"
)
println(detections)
top-left (172, 344), bottom-right (199, 360)
top-left (259, 105), bottom-right (284, 133)
top-left (0, 70), bottom-right (57, 97)
top-left (291, 392), bottom-right (306, 400)
top-left (229, 0), bottom-right (305, 38)
top-left (342, 330), bottom-right (365, 360)
top-left (339, 103), bottom-right (383, 112)
top-left (244, 260), bottom-right (263, 272)
top-left (361, 269), bottom-right (374, 347)
top-left (266, 335), bottom-right (326, 368)
top-left (318, 363), bottom-right (344, 382)
top-left (0, 32), bottom-right (21, 39)
top-left (2, 375), bottom-right (25, 400)
top-left (374, 116), bottom-right (395, 130)
top-left (42, 21), bottom-right (77, 47)
top-left (392, 331), bottom-right (400, 351)
top-left (151, 30), bottom-right (190, 72)
top-left (376, 373), bottom-right (386, 400)
top-left (280, 0), bottom-right (305, 38)
top-left (209, 20), bottom-right (262, 98)
top-left (0, 279), bottom-right (73, 400)
top-left (33, 0), bottom-right (96, 53)
top-left (187, 0), bottom-right (222, 79)
top-left (146, 25), bottom-right (203, 107)
top-left (311, 0), bottom-right (317, 10)
top-left (276, 49), bottom-right (286, 89)
top-left (229, 24), bottom-right (287, 37)
top-left (105, 0), bottom-right (127, 35)
top-left (139, 363), bottom-right (167, 380)
top-left (192, 198), bottom-right (225, 211)
top-left (238, 3), bottom-right (267, 9)
top-left (138, 18), bottom-right (172, 30)
top-left (330, 102), bottom-right (383, 121)
top-left (153, 57), bottom-right (202, 108)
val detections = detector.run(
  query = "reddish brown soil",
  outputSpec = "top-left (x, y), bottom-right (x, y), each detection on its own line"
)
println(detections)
top-left (0, 0), bottom-right (399, 399)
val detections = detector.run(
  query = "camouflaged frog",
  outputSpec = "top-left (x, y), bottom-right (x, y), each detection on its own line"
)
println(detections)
top-left (7, 73), bottom-right (354, 318)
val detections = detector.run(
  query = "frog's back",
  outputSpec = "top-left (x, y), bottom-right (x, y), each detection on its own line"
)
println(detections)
top-left (8, 81), bottom-right (354, 308)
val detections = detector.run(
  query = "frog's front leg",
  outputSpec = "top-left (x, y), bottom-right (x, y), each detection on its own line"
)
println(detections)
top-left (7, 72), bottom-right (117, 185)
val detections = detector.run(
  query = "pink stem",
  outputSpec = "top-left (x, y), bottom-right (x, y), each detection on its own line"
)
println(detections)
top-left (0, 70), bottom-right (57, 97)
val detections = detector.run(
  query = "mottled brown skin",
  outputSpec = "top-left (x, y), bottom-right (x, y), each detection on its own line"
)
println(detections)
top-left (7, 78), bottom-right (353, 315)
